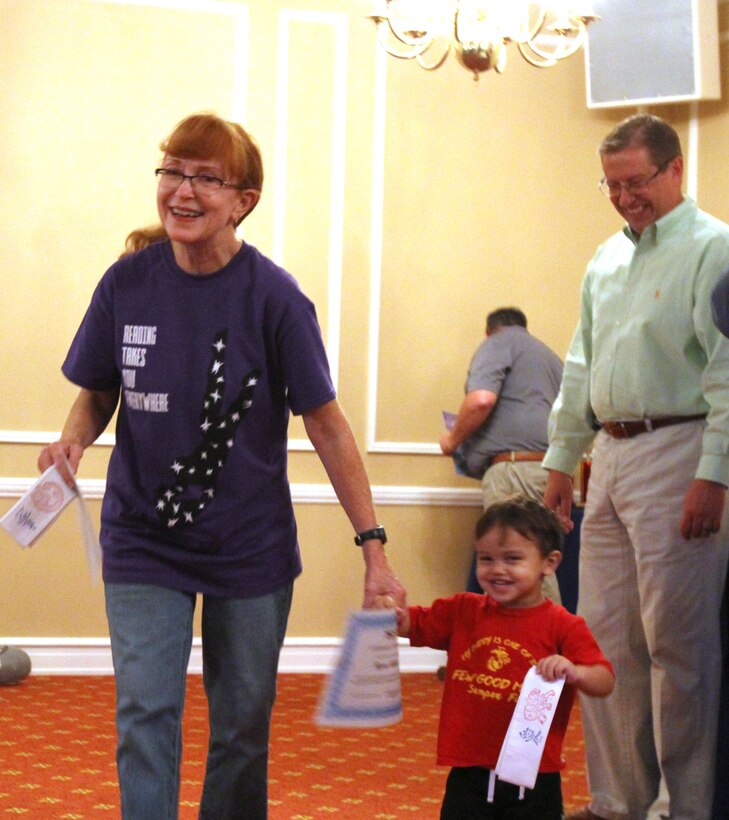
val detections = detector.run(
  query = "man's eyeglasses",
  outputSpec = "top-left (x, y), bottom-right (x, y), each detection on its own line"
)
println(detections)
top-left (598, 159), bottom-right (673, 199)
top-left (155, 168), bottom-right (244, 194)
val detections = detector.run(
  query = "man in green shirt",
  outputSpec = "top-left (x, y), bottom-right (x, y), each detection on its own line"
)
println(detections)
top-left (544, 115), bottom-right (729, 820)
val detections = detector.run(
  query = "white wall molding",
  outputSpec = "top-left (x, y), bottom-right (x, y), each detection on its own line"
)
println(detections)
top-left (274, 9), bottom-right (349, 456)
top-left (0, 430), bottom-right (116, 446)
top-left (0, 475), bottom-right (482, 506)
top-left (1, 637), bottom-right (445, 676)
top-left (0, 477), bottom-right (108, 500)
top-left (366, 49), bottom-right (442, 457)
top-left (687, 102), bottom-right (699, 200)
top-left (292, 483), bottom-right (483, 507)
top-left (0, 430), bottom-right (318, 453)
top-left (367, 45), bottom-right (387, 454)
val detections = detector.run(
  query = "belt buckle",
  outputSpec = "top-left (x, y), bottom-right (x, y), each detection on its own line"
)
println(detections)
top-left (611, 421), bottom-right (630, 439)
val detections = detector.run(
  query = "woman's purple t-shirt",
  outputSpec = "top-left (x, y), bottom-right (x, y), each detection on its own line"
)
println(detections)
top-left (62, 241), bottom-right (335, 597)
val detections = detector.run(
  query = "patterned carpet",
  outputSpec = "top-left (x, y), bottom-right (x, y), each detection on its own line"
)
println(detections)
top-left (0, 673), bottom-right (590, 818)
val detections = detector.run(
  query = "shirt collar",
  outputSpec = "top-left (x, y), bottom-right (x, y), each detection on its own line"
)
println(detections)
top-left (622, 196), bottom-right (694, 247)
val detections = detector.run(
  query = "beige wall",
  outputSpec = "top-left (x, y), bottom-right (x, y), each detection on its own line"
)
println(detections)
top-left (2, 0), bottom-right (729, 639)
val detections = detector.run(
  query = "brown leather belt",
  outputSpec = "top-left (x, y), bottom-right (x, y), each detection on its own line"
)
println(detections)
top-left (490, 451), bottom-right (546, 465)
top-left (600, 414), bottom-right (707, 439)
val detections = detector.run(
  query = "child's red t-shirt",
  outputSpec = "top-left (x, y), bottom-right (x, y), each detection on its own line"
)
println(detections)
top-left (408, 595), bottom-right (613, 771)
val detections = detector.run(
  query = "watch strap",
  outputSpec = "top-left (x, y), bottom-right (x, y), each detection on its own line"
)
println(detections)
top-left (354, 526), bottom-right (387, 546)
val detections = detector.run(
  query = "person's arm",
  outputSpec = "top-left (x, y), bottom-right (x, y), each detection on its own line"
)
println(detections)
top-left (711, 267), bottom-right (729, 339)
top-left (439, 389), bottom-right (497, 455)
top-left (543, 274), bottom-right (597, 525)
top-left (543, 469), bottom-right (575, 534)
top-left (536, 654), bottom-right (614, 697)
top-left (679, 478), bottom-right (726, 540)
top-left (38, 387), bottom-right (119, 484)
top-left (302, 399), bottom-right (405, 609)
top-left (680, 251), bottom-right (729, 539)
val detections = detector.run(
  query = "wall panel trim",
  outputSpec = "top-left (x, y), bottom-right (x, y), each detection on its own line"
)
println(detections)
top-left (0, 475), bottom-right (482, 506)
top-left (273, 8), bottom-right (349, 392)
top-left (0, 636), bottom-right (445, 675)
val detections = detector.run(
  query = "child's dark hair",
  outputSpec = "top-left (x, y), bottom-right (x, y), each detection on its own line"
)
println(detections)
top-left (475, 495), bottom-right (564, 556)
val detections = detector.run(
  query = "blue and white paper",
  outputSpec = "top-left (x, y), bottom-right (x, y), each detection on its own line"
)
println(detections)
top-left (1, 465), bottom-right (76, 547)
top-left (316, 609), bottom-right (402, 727)
top-left (442, 410), bottom-right (469, 476)
top-left (1, 461), bottom-right (102, 583)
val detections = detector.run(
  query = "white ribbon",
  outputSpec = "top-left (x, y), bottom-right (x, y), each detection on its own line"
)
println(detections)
top-left (490, 666), bottom-right (566, 799)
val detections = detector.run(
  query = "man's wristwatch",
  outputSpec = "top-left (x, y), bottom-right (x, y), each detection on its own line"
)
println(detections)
top-left (354, 526), bottom-right (387, 546)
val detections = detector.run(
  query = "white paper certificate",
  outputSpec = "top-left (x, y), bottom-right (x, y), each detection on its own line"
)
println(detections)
top-left (316, 609), bottom-right (402, 728)
top-left (1, 465), bottom-right (76, 547)
top-left (1, 461), bottom-right (102, 583)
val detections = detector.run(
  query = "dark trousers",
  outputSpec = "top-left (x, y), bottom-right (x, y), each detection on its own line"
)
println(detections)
top-left (440, 766), bottom-right (562, 819)
top-left (713, 574), bottom-right (729, 819)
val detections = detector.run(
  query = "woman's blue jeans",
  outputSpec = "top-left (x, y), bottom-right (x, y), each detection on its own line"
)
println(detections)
top-left (104, 581), bottom-right (293, 820)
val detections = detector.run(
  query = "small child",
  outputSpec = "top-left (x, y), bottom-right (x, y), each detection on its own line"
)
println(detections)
top-left (396, 495), bottom-right (614, 819)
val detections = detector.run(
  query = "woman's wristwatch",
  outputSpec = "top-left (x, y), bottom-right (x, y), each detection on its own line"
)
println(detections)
top-left (354, 526), bottom-right (387, 546)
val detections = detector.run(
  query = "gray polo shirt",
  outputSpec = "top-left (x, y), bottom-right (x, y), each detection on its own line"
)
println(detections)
top-left (460, 326), bottom-right (563, 479)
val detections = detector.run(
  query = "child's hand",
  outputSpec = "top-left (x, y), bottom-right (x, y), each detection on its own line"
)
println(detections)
top-left (536, 654), bottom-right (577, 684)
top-left (394, 606), bottom-right (410, 638)
top-left (372, 593), bottom-right (410, 637)
top-left (536, 656), bottom-right (614, 696)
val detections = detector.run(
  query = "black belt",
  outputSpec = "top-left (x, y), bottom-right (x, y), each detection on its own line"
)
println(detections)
top-left (600, 414), bottom-right (706, 439)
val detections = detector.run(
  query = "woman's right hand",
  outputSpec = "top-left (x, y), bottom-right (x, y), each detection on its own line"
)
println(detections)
top-left (37, 387), bottom-right (119, 488)
top-left (38, 440), bottom-right (84, 488)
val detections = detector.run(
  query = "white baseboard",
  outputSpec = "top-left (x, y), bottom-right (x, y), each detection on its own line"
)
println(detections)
top-left (1, 637), bottom-right (446, 676)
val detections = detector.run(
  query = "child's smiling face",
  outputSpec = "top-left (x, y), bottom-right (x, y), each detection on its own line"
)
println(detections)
top-left (474, 525), bottom-right (561, 608)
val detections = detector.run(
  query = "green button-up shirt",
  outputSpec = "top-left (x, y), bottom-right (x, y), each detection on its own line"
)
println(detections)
top-left (544, 197), bottom-right (729, 485)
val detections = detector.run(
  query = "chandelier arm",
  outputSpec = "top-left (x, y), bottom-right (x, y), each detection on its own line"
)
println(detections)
top-left (517, 41), bottom-right (558, 68)
top-left (495, 6), bottom-right (548, 45)
top-left (368, 4), bottom-right (594, 76)
top-left (522, 18), bottom-right (588, 63)
top-left (416, 40), bottom-right (452, 71)
top-left (374, 19), bottom-right (433, 60)
top-left (493, 42), bottom-right (507, 74)
top-left (526, 7), bottom-right (549, 43)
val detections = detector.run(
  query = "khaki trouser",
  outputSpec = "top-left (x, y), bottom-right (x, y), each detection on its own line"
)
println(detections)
top-left (579, 422), bottom-right (728, 820)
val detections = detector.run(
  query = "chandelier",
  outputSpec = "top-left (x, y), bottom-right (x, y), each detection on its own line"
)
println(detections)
top-left (368, 1), bottom-right (599, 80)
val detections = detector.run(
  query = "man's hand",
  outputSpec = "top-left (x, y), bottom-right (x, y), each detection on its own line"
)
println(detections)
top-left (440, 390), bottom-right (497, 456)
top-left (439, 430), bottom-right (456, 455)
top-left (680, 478), bottom-right (726, 540)
top-left (544, 469), bottom-right (575, 533)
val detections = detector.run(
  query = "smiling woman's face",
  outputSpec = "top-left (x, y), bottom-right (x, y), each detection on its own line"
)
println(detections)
top-left (156, 155), bottom-right (249, 250)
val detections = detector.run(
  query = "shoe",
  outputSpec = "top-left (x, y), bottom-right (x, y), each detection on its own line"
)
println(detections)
top-left (564, 809), bottom-right (604, 820)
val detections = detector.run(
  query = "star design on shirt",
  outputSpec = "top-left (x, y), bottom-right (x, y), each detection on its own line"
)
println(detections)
top-left (154, 330), bottom-right (261, 530)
